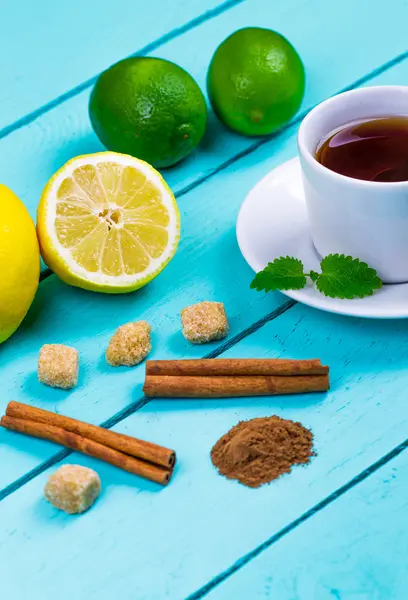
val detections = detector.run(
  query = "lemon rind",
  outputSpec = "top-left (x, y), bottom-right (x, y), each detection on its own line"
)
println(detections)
top-left (37, 152), bottom-right (180, 291)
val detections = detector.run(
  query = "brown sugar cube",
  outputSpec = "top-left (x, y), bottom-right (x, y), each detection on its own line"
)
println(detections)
top-left (106, 321), bottom-right (151, 367)
top-left (44, 465), bottom-right (101, 514)
top-left (38, 344), bottom-right (79, 389)
top-left (181, 301), bottom-right (229, 344)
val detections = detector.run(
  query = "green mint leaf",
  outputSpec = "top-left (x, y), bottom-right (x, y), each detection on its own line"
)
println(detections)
top-left (309, 270), bottom-right (319, 282)
top-left (316, 254), bottom-right (383, 299)
top-left (250, 257), bottom-right (307, 292)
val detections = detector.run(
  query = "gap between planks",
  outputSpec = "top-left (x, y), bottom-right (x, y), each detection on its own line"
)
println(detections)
top-left (2, 1), bottom-right (406, 148)
top-left (36, 48), bottom-right (408, 285)
top-left (4, 49), bottom-right (408, 497)
top-left (0, 299), bottom-right (296, 502)
top-left (1, 30), bottom-right (407, 591)
top-left (0, 0), bottom-right (246, 142)
top-left (186, 436), bottom-right (408, 599)
top-left (176, 49), bottom-right (408, 199)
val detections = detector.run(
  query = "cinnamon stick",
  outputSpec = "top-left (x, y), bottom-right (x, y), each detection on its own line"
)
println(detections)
top-left (146, 358), bottom-right (328, 377)
top-left (6, 401), bottom-right (175, 469)
top-left (143, 374), bottom-right (330, 398)
top-left (1, 415), bottom-right (172, 486)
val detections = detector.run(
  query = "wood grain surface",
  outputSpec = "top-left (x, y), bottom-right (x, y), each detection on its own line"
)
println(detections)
top-left (0, 0), bottom-right (233, 130)
top-left (203, 452), bottom-right (408, 599)
top-left (1, 0), bottom-right (408, 598)
top-left (1, 57), bottom-right (408, 489)
top-left (1, 0), bottom-right (408, 231)
top-left (2, 304), bottom-right (408, 598)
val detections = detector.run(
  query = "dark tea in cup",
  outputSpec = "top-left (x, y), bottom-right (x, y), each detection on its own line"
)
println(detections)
top-left (316, 116), bottom-right (408, 182)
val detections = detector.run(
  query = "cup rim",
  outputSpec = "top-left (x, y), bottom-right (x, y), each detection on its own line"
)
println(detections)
top-left (297, 85), bottom-right (408, 188)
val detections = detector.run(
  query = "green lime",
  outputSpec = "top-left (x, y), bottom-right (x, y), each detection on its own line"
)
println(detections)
top-left (207, 28), bottom-right (305, 136)
top-left (89, 57), bottom-right (207, 168)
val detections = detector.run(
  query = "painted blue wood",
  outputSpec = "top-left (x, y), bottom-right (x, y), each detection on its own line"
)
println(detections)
top-left (1, 0), bottom-right (408, 597)
top-left (0, 0), bottom-right (230, 130)
top-left (203, 452), bottom-right (408, 600)
top-left (2, 303), bottom-right (408, 598)
top-left (1, 56), bottom-right (408, 489)
top-left (0, 0), bottom-right (407, 235)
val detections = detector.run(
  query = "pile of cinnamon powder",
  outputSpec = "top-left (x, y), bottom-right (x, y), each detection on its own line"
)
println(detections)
top-left (211, 416), bottom-right (314, 488)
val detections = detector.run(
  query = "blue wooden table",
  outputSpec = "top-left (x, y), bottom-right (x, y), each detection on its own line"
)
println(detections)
top-left (1, 1), bottom-right (408, 598)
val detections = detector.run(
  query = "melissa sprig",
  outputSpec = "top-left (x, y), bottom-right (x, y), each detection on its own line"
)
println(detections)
top-left (250, 254), bottom-right (383, 299)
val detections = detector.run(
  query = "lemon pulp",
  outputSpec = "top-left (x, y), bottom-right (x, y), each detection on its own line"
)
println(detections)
top-left (38, 152), bottom-right (180, 293)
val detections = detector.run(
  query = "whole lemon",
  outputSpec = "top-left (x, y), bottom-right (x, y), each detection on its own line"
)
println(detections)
top-left (0, 185), bottom-right (40, 343)
top-left (89, 57), bottom-right (207, 168)
top-left (207, 27), bottom-right (305, 136)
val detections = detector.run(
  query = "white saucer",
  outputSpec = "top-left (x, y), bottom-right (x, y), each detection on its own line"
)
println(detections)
top-left (237, 157), bottom-right (408, 319)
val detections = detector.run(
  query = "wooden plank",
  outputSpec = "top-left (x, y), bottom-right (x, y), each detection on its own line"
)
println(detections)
top-left (0, 0), bottom-right (233, 130)
top-left (1, 0), bottom-right (408, 228)
top-left (202, 452), bottom-right (408, 600)
top-left (2, 302), bottom-right (408, 598)
top-left (1, 3), bottom-right (408, 595)
top-left (0, 128), bottom-right (295, 488)
top-left (1, 55), bottom-right (408, 488)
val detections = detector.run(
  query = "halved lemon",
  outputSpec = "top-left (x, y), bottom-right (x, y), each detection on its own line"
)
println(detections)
top-left (37, 152), bottom-right (180, 293)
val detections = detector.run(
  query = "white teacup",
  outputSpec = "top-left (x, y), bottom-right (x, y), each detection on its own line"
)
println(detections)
top-left (298, 86), bottom-right (408, 284)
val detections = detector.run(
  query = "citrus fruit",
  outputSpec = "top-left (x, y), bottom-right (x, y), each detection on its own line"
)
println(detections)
top-left (89, 57), bottom-right (207, 168)
top-left (207, 27), bottom-right (305, 136)
top-left (37, 152), bottom-right (180, 294)
top-left (0, 185), bottom-right (40, 343)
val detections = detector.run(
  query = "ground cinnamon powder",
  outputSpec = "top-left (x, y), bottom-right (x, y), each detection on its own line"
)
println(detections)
top-left (211, 416), bottom-right (314, 488)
